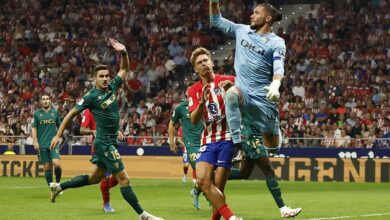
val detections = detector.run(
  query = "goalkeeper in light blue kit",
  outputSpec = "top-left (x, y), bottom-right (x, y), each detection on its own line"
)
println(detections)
top-left (210, 1), bottom-right (301, 218)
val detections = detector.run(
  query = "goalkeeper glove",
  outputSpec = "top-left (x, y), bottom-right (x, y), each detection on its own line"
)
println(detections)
top-left (264, 80), bottom-right (281, 102)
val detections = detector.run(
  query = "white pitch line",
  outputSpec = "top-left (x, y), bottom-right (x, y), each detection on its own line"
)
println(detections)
top-left (304, 213), bottom-right (390, 220)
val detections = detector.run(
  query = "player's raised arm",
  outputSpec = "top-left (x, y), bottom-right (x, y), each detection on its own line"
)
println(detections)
top-left (209, 0), bottom-right (241, 38)
top-left (189, 84), bottom-right (209, 124)
top-left (108, 38), bottom-right (129, 81)
top-left (209, 0), bottom-right (221, 16)
top-left (50, 107), bottom-right (79, 149)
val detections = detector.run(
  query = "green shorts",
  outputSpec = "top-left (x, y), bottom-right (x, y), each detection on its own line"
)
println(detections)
top-left (91, 137), bottom-right (124, 174)
top-left (186, 146), bottom-right (200, 170)
top-left (242, 136), bottom-right (268, 160)
top-left (38, 146), bottom-right (60, 164)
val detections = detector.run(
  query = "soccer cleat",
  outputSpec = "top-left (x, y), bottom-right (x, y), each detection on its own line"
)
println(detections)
top-left (139, 211), bottom-right (164, 220)
top-left (232, 149), bottom-right (243, 163)
top-left (280, 207), bottom-right (302, 218)
top-left (229, 216), bottom-right (243, 220)
top-left (181, 175), bottom-right (187, 183)
top-left (190, 189), bottom-right (200, 210)
top-left (49, 182), bottom-right (62, 203)
top-left (103, 203), bottom-right (115, 213)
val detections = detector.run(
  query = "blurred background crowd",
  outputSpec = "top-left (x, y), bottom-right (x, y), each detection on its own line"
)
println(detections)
top-left (0, 0), bottom-right (389, 148)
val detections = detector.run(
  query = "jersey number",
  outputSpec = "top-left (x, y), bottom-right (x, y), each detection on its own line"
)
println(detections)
top-left (110, 149), bottom-right (121, 160)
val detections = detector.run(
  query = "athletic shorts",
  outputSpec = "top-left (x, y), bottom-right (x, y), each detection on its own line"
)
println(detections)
top-left (196, 140), bottom-right (234, 169)
top-left (38, 146), bottom-right (60, 164)
top-left (242, 135), bottom-right (268, 160)
top-left (240, 88), bottom-right (280, 135)
top-left (186, 146), bottom-right (200, 170)
top-left (91, 136), bottom-right (124, 174)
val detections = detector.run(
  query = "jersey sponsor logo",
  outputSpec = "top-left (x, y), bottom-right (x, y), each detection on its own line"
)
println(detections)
top-left (100, 93), bottom-right (117, 109)
top-left (241, 39), bottom-right (266, 56)
top-left (278, 49), bottom-right (286, 56)
top-left (213, 87), bottom-right (222, 96)
top-left (40, 119), bottom-right (55, 125)
top-left (208, 102), bottom-right (218, 116)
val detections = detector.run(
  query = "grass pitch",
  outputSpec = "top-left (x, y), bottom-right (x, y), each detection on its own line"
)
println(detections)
top-left (0, 177), bottom-right (389, 220)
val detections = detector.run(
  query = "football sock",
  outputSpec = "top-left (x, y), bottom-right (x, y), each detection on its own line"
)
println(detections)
top-left (60, 174), bottom-right (89, 190)
top-left (225, 92), bottom-right (241, 144)
top-left (109, 175), bottom-right (118, 188)
top-left (120, 186), bottom-right (144, 215)
top-left (228, 168), bottom-right (241, 180)
top-left (183, 166), bottom-right (189, 175)
top-left (212, 210), bottom-right (222, 220)
top-left (266, 175), bottom-right (285, 208)
top-left (54, 167), bottom-right (62, 183)
top-left (100, 178), bottom-right (110, 205)
top-left (44, 169), bottom-right (53, 185)
top-left (217, 204), bottom-right (234, 220)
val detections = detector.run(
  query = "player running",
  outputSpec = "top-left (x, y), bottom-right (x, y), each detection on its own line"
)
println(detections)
top-left (80, 108), bottom-right (119, 213)
top-left (49, 38), bottom-right (163, 220)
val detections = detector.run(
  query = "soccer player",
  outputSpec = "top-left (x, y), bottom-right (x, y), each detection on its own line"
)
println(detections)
top-left (177, 128), bottom-right (191, 184)
top-left (241, 112), bottom-right (302, 218)
top-left (188, 47), bottom-right (241, 220)
top-left (49, 38), bottom-right (163, 220)
top-left (80, 108), bottom-right (118, 213)
top-left (31, 94), bottom-right (62, 194)
top-left (168, 83), bottom-right (204, 209)
top-left (209, 1), bottom-right (301, 218)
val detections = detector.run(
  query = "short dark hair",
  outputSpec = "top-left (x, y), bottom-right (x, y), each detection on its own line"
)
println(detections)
top-left (258, 3), bottom-right (282, 22)
top-left (93, 64), bottom-right (108, 75)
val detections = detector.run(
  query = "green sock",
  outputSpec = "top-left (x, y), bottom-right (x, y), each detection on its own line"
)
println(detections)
top-left (228, 168), bottom-right (241, 180)
top-left (120, 186), bottom-right (144, 215)
top-left (54, 167), bottom-right (62, 183)
top-left (266, 176), bottom-right (285, 208)
top-left (44, 170), bottom-right (53, 185)
top-left (60, 175), bottom-right (89, 190)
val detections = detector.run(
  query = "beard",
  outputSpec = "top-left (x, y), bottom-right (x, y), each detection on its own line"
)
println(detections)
top-left (250, 20), bottom-right (265, 31)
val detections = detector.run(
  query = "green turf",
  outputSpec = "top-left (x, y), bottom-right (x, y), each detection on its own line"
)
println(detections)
top-left (0, 177), bottom-right (389, 220)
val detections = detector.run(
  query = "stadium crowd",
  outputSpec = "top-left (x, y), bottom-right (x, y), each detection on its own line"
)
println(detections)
top-left (0, 0), bottom-right (389, 148)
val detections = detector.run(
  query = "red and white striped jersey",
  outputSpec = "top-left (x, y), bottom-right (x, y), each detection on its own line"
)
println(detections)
top-left (188, 74), bottom-right (235, 145)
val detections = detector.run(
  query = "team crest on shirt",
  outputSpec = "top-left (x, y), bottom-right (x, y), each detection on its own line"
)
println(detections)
top-left (40, 114), bottom-right (42, 117)
top-left (51, 113), bottom-right (54, 116)
top-left (208, 102), bottom-right (218, 116)
top-left (115, 162), bottom-right (119, 168)
top-left (104, 152), bottom-right (108, 157)
top-left (214, 87), bottom-right (222, 96)
top-left (97, 96), bottom-right (101, 100)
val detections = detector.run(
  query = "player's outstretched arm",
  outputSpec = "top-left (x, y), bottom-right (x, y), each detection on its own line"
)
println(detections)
top-left (209, 0), bottom-right (240, 38)
top-left (209, 0), bottom-right (221, 16)
top-left (50, 107), bottom-right (79, 150)
top-left (108, 38), bottom-right (129, 81)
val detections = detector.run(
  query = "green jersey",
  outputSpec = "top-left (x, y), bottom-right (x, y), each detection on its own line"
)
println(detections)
top-left (32, 108), bottom-right (61, 148)
top-left (171, 100), bottom-right (203, 147)
top-left (75, 76), bottom-right (122, 140)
